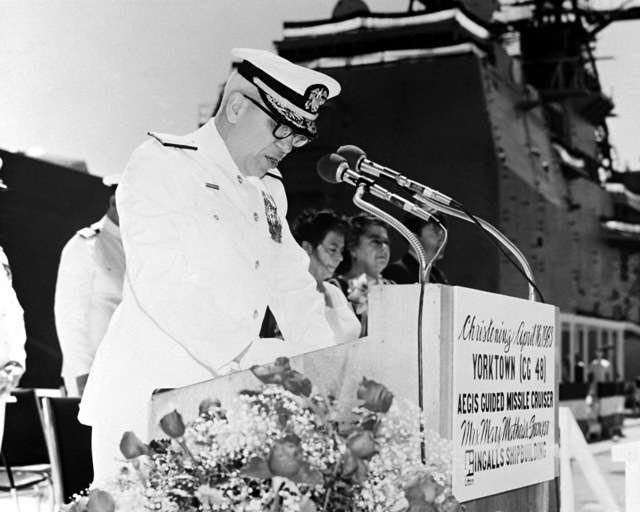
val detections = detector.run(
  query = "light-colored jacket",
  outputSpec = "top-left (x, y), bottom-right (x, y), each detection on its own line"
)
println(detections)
top-left (54, 216), bottom-right (124, 379)
top-left (0, 246), bottom-right (26, 368)
top-left (79, 120), bottom-right (335, 441)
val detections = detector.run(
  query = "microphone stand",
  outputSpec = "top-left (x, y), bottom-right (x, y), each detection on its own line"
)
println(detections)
top-left (412, 194), bottom-right (538, 302)
top-left (351, 182), bottom-right (430, 463)
top-left (423, 222), bottom-right (448, 285)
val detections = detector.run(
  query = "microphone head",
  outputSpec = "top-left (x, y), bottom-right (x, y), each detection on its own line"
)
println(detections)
top-left (336, 145), bottom-right (366, 170)
top-left (317, 153), bottom-right (348, 184)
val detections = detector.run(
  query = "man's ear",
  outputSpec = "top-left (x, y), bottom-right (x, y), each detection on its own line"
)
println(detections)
top-left (301, 241), bottom-right (314, 256)
top-left (225, 92), bottom-right (248, 124)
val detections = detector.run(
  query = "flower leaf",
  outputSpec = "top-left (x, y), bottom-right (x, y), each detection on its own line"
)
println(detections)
top-left (290, 461), bottom-right (324, 486)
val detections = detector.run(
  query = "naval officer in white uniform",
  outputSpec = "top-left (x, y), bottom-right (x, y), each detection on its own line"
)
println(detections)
top-left (0, 170), bottom-right (27, 448)
top-left (54, 175), bottom-right (125, 397)
top-left (0, 245), bottom-right (26, 392)
top-left (80, 48), bottom-right (341, 482)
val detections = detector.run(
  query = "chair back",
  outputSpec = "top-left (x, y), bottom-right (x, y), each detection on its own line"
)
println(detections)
top-left (1, 389), bottom-right (49, 468)
top-left (41, 397), bottom-right (93, 504)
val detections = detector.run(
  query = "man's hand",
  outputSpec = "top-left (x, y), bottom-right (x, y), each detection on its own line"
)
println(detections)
top-left (0, 361), bottom-right (24, 395)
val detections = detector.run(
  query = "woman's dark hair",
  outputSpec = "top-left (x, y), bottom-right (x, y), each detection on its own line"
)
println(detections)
top-left (345, 213), bottom-right (389, 250)
top-left (291, 209), bottom-right (349, 247)
top-left (335, 213), bottom-right (389, 275)
top-left (401, 211), bottom-right (447, 235)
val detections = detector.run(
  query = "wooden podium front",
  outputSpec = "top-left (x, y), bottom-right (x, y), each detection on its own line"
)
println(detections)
top-left (149, 284), bottom-right (560, 511)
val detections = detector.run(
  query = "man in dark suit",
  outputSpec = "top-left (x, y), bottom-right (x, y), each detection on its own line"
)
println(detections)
top-left (383, 212), bottom-right (448, 284)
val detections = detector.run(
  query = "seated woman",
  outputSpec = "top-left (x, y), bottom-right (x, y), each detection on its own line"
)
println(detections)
top-left (329, 213), bottom-right (393, 335)
top-left (261, 209), bottom-right (361, 344)
top-left (293, 210), bottom-right (361, 344)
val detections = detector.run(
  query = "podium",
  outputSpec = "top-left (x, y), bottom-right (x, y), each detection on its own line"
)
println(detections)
top-left (149, 284), bottom-right (560, 511)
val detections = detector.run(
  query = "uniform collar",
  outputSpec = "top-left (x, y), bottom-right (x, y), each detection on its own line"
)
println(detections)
top-left (189, 119), bottom-right (242, 179)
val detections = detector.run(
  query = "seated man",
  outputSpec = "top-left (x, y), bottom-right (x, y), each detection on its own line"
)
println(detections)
top-left (383, 212), bottom-right (448, 284)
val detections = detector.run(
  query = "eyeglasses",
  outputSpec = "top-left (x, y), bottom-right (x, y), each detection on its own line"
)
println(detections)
top-left (365, 236), bottom-right (390, 250)
top-left (243, 95), bottom-right (311, 148)
top-left (318, 243), bottom-right (344, 259)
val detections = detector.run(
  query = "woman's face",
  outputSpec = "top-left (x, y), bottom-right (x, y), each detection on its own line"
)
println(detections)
top-left (351, 224), bottom-right (390, 278)
top-left (308, 230), bottom-right (345, 282)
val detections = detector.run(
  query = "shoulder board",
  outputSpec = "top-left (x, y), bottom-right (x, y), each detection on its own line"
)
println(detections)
top-left (77, 226), bottom-right (100, 239)
top-left (265, 170), bottom-right (283, 181)
top-left (148, 131), bottom-right (198, 150)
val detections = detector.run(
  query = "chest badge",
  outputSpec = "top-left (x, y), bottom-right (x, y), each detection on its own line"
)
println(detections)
top-left (262, 191), bottom-right (282, 243)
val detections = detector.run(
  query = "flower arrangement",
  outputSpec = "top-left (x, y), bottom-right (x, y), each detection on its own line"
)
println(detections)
top-left (67, 357), bottom-right (462, 512)
top-left (347, 274), bottom-right (370, 317)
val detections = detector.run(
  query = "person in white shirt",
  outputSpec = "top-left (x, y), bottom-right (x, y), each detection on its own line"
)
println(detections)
top-left (292, 210), bottom-right (361, 344)
top-left (0, 169), bottom-right (27, 448)
top-left (0, 246), bottom-right (26, 392)
top-left (79, 48), bottom-right (341, 483)
top-left (54, 175), bottom-right (124, 397)
top-left (589, 349), bottom-right (613, 383)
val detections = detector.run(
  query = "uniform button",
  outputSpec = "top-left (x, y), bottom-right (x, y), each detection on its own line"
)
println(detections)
top-left (253, 310), bottom-right (259, 319)
top-left (253, 212), bottom-right (259, 222)
top-left (255, 260), bottom-right (260, 270)
top-left (213, 214), bottom-right (219, 221)
top-left (237, 175), bottom-right (243, 184)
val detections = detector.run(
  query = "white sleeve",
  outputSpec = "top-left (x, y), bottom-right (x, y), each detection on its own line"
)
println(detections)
top-left (0, 248), bottom-right (26, 368)
top-left (54, 237), bottom-right (97, 377)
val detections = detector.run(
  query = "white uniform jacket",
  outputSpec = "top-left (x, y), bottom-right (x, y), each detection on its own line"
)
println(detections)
top-left (79, 120), bottom-right (335, 441)
top-left (0, 246), bottom-right (26, 368)
top-left (54, 216), bottom-right (125, 379)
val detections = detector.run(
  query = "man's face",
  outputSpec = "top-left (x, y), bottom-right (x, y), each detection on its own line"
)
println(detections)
top-left (234, 97), bottom-right (296, 178)
top-left (418, 223), bottom-right (445, 258)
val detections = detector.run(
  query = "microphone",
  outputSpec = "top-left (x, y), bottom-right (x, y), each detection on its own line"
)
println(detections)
top-left (317, 153), bottom-right (435, 219)
top-left (336, 145), bottom-right (461, 208)
top-left (317, 153), bottom-right (373, 187)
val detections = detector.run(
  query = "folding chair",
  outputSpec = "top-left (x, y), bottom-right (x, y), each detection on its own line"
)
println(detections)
top-left (0, 389), bottom-right (53, 512)
top-left (40, 397), bottom-right (93, 509)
